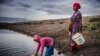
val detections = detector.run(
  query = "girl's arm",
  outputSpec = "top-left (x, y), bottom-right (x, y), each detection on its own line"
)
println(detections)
top-left (34, 43), bottom-right (40, 56)
top-left (36, 43), bottom-right (41, 53)
top-left (40, 40), bottom-right (45, 56)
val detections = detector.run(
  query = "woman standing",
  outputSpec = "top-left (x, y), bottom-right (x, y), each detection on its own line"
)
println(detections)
top-left (69, 3), bottom-right (82, 54)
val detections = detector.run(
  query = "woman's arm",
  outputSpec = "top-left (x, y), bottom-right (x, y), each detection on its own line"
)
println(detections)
top-left (75, 13), bottom-right (82, 33)
top-left (69, 22), bottom-right (72, 32)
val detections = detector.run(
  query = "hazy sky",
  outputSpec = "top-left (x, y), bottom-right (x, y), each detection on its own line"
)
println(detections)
top-left (0, 0), bottom-right (100, 20)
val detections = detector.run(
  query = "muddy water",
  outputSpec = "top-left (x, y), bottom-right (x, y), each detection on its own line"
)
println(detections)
top-left (0, 29), bottom-right (64, 56)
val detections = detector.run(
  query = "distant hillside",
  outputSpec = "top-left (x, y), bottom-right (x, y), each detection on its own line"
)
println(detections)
top-left (0, 17), bottom-right (29, 23)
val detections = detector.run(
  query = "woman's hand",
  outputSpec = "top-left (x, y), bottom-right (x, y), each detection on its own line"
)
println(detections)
top-left (34, 53), bottom-right (38, 56)
top-left (69, 31), bottom-right (71, 35)
top-left (40, 54), bottom-right (42, 56)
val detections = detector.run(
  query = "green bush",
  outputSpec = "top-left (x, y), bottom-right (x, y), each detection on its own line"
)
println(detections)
top-left (50, 21), bottom-right (55, 24)
top-left (89, 17), bottom-right (100, 22)
top-left (59, 22), bottom-right (63, 24)
top-left (39, 22), bottom-right (43, 24)
top-left (88, 22), bottom-right (98, 30)
top-left (96, 36), bottom-right (100, 39)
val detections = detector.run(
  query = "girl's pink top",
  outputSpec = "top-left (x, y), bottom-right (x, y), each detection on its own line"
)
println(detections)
top-left (33, 36), bottom-right (54, 55)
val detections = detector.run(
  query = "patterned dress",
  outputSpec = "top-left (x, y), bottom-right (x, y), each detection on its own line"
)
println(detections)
top-left (69, 11), bottom-right (82, 46)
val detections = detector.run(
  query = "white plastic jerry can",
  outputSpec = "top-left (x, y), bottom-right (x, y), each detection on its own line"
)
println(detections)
top-left (72, 33), bottom-right (85, 45)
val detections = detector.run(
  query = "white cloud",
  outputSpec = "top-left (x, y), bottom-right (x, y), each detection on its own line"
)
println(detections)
top-left (0, 0), bottom-right (100, 20)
